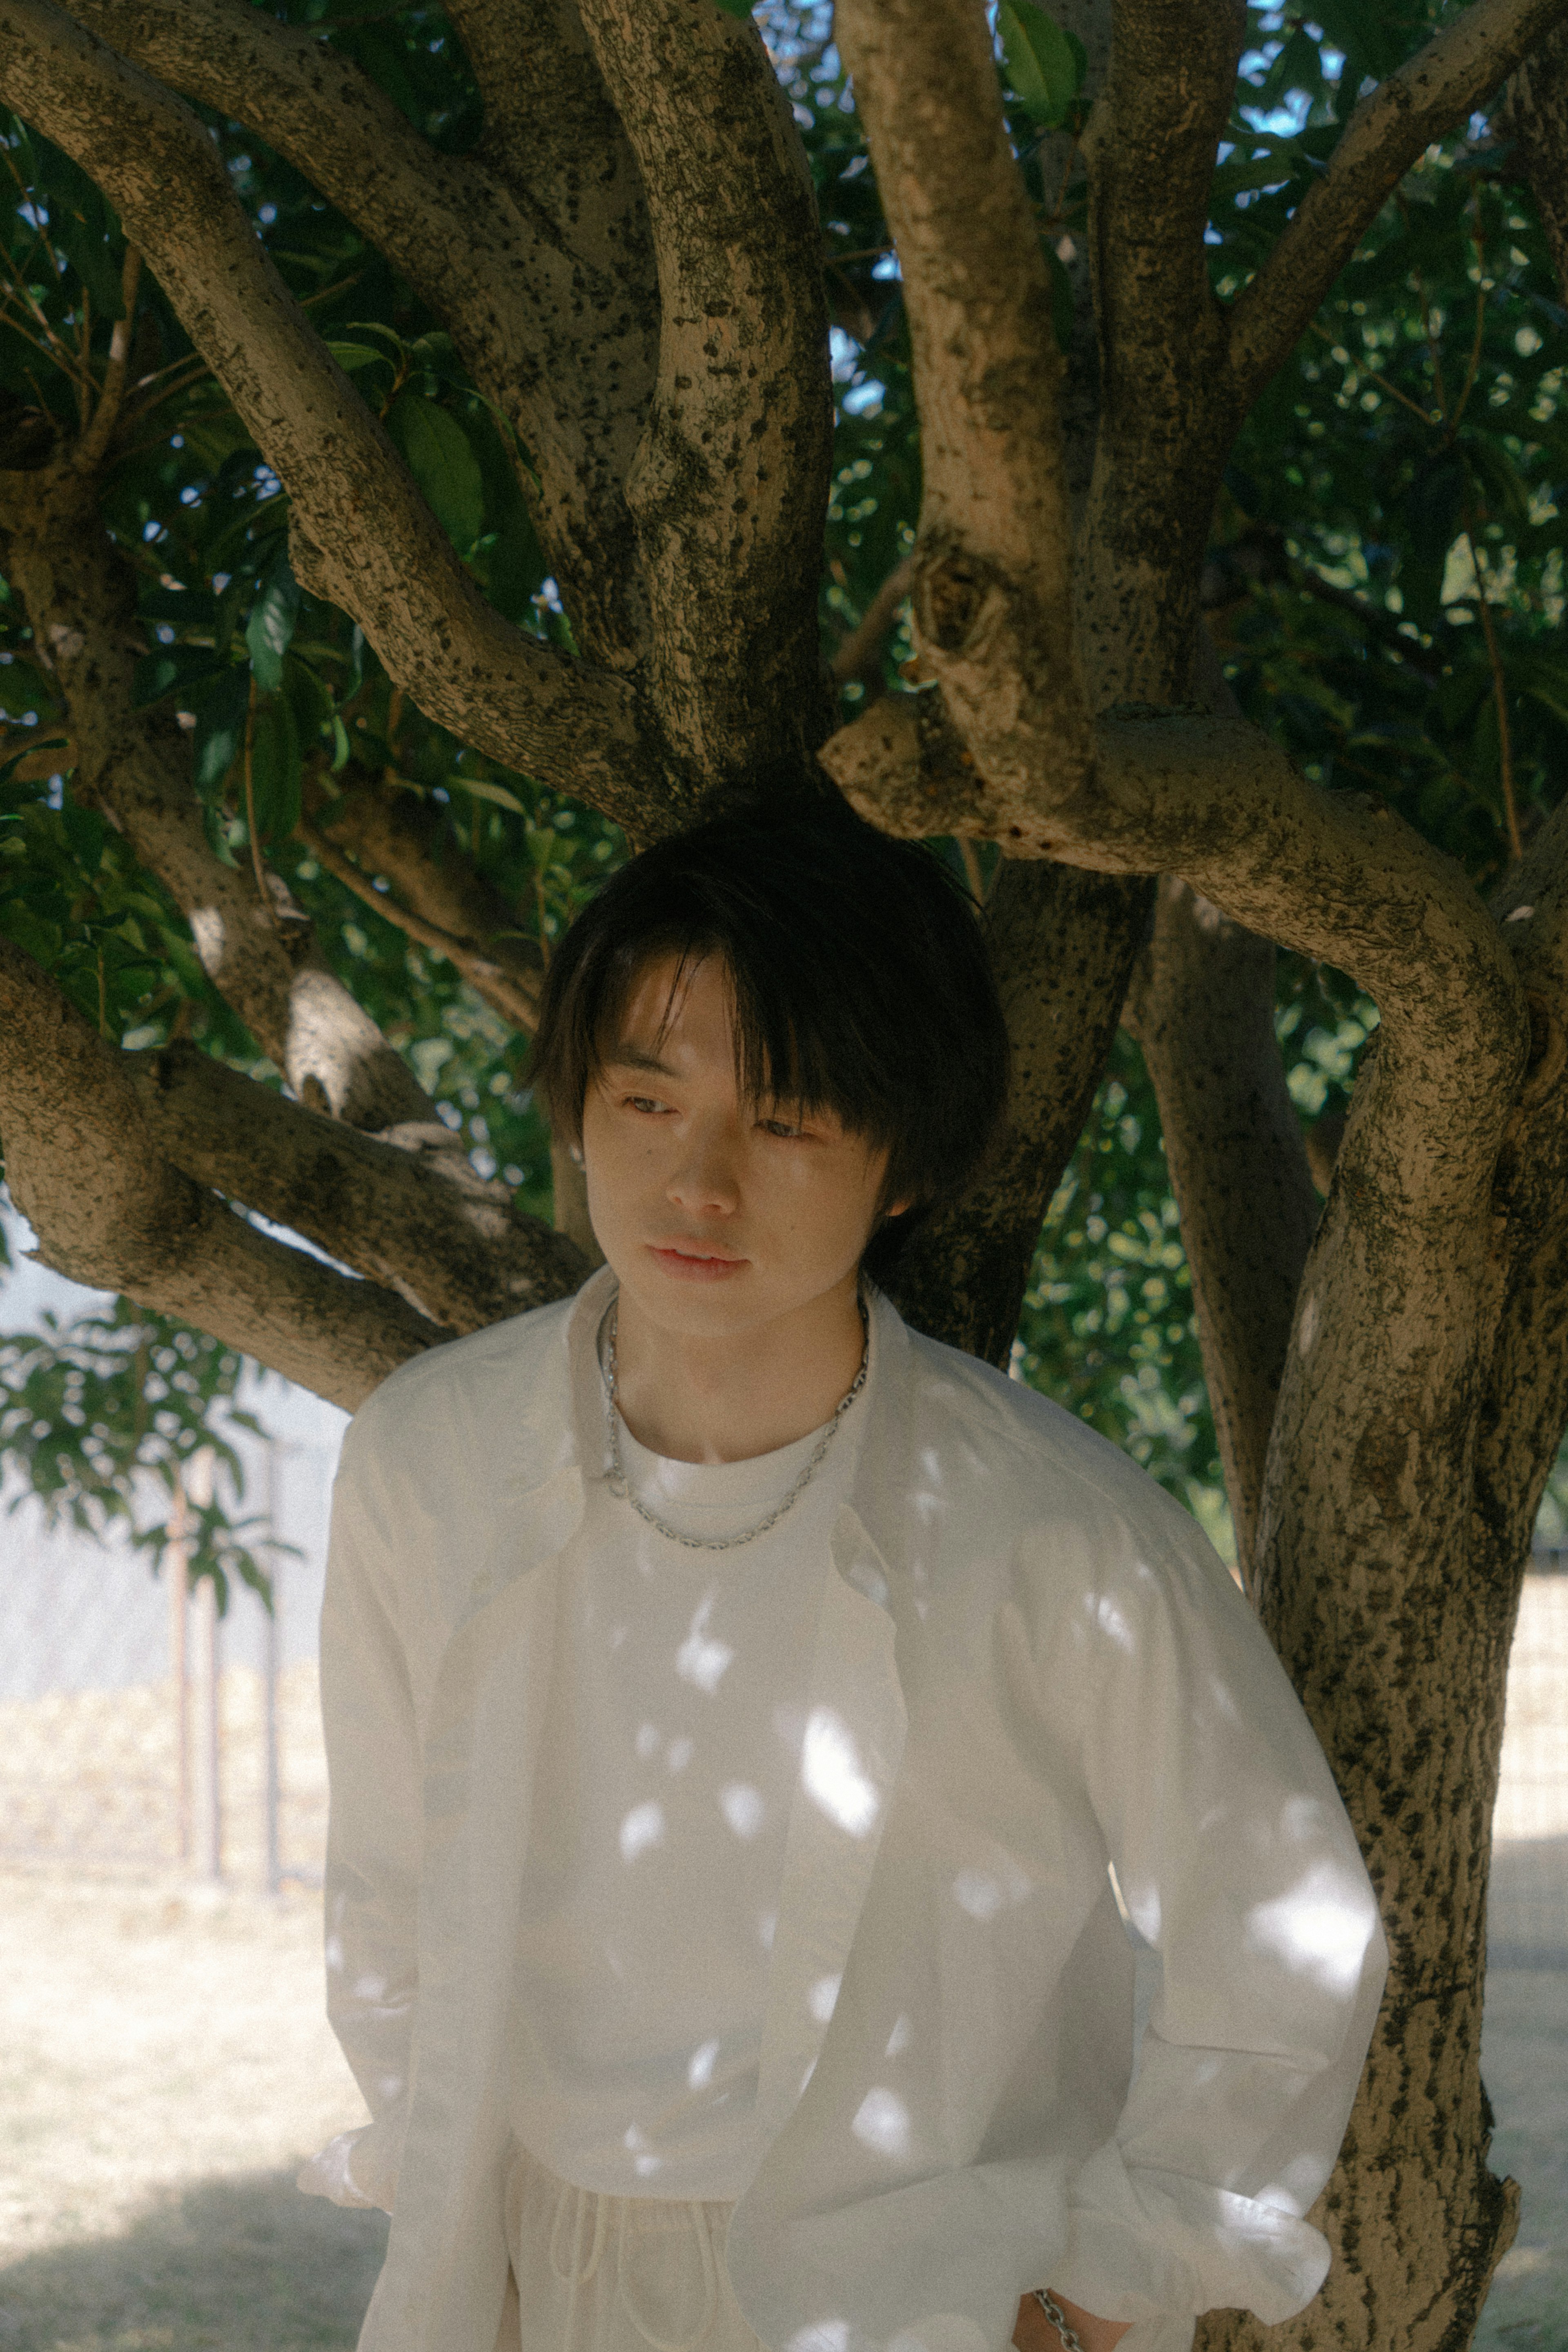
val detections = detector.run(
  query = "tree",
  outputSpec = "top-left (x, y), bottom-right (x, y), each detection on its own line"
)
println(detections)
top-left (0, 2), bottom-right (1566, 2346)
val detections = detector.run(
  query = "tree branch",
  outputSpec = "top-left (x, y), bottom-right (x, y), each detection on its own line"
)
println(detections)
top-left (127, 1041), bottom-right (588, 1333)
top-left (65, 0), bottom-right (658, 673)
top-left (1076, 0), bottom-right (1245, 700)
top-left (1468, 800), bottom-right (1568, 1578)
top-left (1228, 0), bottom-right (1568, 408)
top-left (824, 698), bottom-right (1526, 1210)
top-left (0, 452), bottom-right (431, 1130)
top-left (831, 558), bottom-right (912, 702)
top-left (889, 861), bottom-right (1152, 1367)
top-left (0, 940), bottom-right (443, 1408)
top-left (575, 0), bottom-right (836, 803)
top-left (1123, 880), bottom-right (1317, 1583)
top-left (1497, 21), bottom-right (1568, 304)
top-left (0, 0), bottom-right (664, 830)
top-left (834, 0), bottom-right (1093, 802)
top-left (73, 238), bottom-right (138, 473)
top-left (442, 0), bottom-right (653, 295)
top-left (297, 809), bottom-right (544, 1035)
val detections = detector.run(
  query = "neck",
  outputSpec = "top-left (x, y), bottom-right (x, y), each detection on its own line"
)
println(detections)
top-left (610, 1273), bottom-right (868, 1464)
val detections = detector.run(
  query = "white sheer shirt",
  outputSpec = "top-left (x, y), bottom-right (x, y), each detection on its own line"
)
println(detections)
top-left (510, 1375), bottom-right (864, 2199)
top-left (301, 1266), bottom-right (1388, 2352)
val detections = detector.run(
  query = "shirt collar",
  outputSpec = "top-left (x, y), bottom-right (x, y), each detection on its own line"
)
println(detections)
top-left (537, 1262), bottom-right (913, 1600)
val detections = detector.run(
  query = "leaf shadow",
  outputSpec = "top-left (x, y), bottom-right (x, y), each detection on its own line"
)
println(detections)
top-left (0, 2164), bottom-right (387, 2350)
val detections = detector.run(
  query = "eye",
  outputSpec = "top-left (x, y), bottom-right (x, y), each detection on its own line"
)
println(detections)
top-left (759, 1116), bottom-right (806, 1140)
top-left (624, 1093), bottom-right (671, 1116)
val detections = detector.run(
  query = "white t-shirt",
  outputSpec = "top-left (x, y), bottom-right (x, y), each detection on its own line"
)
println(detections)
top-left (508, 1342), bottom-right (869, 2202)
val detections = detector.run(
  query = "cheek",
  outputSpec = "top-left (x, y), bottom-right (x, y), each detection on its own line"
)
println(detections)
top-left (773, 1151), bottom-right (883, 1242)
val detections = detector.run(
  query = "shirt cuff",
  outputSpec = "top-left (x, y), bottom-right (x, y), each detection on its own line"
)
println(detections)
top-left (1052, 2145), bottom-right (1332, 2325)
top-left (296, 2120), bottom-right (401, 2215)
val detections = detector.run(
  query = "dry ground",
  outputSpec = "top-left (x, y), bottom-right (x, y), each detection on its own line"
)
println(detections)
top-left (1478, 1970), bottom-right (1568, 2352)
top-left (0, 1870), bottom-right (384, 2350)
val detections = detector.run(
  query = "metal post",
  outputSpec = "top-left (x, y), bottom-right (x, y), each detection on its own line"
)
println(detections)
top-left (263, 1439), bottom-right (282, 1899)
top-left (187, 1447), bottom-right (222, 1882)
top-left (167, 1474), bottom-right (191, 1866)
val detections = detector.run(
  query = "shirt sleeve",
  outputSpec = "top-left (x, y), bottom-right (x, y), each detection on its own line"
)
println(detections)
top-left (1049, 1504), bottom-right (1388, 2329)
top-left (296, 1413), bottom-right (424, 2217)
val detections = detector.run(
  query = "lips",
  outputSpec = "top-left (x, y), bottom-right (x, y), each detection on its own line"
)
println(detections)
top-left (647, 1240), bottom-right (749, 1277)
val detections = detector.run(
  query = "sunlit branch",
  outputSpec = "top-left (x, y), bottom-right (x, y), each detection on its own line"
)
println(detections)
top-left (296, 816), bottom-right (542, 1033)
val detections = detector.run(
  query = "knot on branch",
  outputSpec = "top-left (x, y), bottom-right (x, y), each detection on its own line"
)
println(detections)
top-left (916, 548), bottom-right (1005, 655)
top-left (820, 688), bottom-right (997, 842)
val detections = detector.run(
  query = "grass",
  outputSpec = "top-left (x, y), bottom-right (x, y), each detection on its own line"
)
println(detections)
top-left (0, 2169), bottom-right (386, 2351)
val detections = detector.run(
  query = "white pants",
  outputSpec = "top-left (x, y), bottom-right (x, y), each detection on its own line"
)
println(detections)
top-left (501, 2145), bottom-right (766, 2352)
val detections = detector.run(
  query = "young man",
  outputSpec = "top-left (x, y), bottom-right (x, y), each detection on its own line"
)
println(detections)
top-left (301, 808), bottom-right (1387, 2352)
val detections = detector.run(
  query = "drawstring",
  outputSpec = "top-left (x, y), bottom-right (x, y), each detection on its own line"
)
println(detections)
top-left (615, 2195), bottom-right (720, 2352)
top-left (537, 2165), bottom-right (722, 2352)
top-left (549, 2177), bottom-right (609, 2284)
top-left (549, 2176), bottom-right (608, 2351)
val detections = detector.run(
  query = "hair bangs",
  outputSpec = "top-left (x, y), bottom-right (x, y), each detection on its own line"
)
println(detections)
top-left (528, 803), bottom-right (1010, 1280)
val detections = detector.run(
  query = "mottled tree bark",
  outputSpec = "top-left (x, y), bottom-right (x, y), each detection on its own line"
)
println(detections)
top-left (1123, 881), bottom-right (1316, 1578)
top-left (890, 861), bottom-right (1152, 1366)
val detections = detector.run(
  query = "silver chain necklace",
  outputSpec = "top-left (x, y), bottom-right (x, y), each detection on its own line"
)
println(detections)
top-left (1033, 2293), bottom-right (1087, 2352)
top-left (601, 1292), bottom-right (870, 1553)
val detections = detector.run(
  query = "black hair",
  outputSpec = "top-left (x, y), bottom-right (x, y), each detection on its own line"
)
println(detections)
top-left (529, 801), bottom-right (1010, 1282)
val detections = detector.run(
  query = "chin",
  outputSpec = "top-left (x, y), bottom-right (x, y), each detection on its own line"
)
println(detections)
top-left (616, 1259), bottom-right (772, 1326)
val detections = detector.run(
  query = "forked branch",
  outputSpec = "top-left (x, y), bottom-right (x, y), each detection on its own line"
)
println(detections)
top-left (0, 941), bottom-right (443, 1407)
top-left (297, 814), bottom-right (544, 1036)
top-left (0, 455), bottom-right (430, 1131)
top-left (834, 0), bottom-right (1092, 803)
top-left (0, 0), bottom-right (663, 830)
top-left (65, 0), bottom-right (657, 671)
top-left (575, 0), bottom-right (835, 803)
top-left (825, 698), bottom-right (1526, 1207)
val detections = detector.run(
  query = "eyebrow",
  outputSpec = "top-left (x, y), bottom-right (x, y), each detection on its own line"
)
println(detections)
top-left (603, 1044), bottom-right (679, 1077)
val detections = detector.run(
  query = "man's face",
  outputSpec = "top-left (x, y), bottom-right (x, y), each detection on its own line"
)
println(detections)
top-left (579, 952), bottom-right (900, 1340)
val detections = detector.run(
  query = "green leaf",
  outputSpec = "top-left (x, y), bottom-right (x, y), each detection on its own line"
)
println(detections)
top-left (132, 645), bottom-right (222, 708)
top-left (711, 0), bottom-right (755, 15)
top-left (191, 664), bottom-right (253, 795)
top-left (384, 391), bottom-right (486, 554)
top-left (998, 0), bottom-right (1082, 125)
top-left (0, 658), bottom-right (56, 721)
top-left (247, 692), bottom-right (301, 845)
top-left (245, 555), bottom-right (301, 695)
top-left (282, 649), bottom-right (333, 750)
top-left (0, 899), bottom-right (63, 963)
top-left (60, 796), bottom-right (105, 872)
top-left (454, 772), bottom-right (527, 813)
top-left (325, 341), bottom-right (390, 374)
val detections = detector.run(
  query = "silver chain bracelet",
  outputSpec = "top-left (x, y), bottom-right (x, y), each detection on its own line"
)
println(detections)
top-left (1034, 2291), bottom-right (1087, 2352)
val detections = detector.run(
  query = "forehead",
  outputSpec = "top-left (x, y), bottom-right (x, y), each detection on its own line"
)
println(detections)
top-left (613, 949), bottom-right (726, 1034)
top-left (604, 951), bottom-right (739, 1070)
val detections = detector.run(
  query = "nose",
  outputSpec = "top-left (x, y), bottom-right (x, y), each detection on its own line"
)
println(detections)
top-left (666, 1118), bottom-right (741, 1218)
